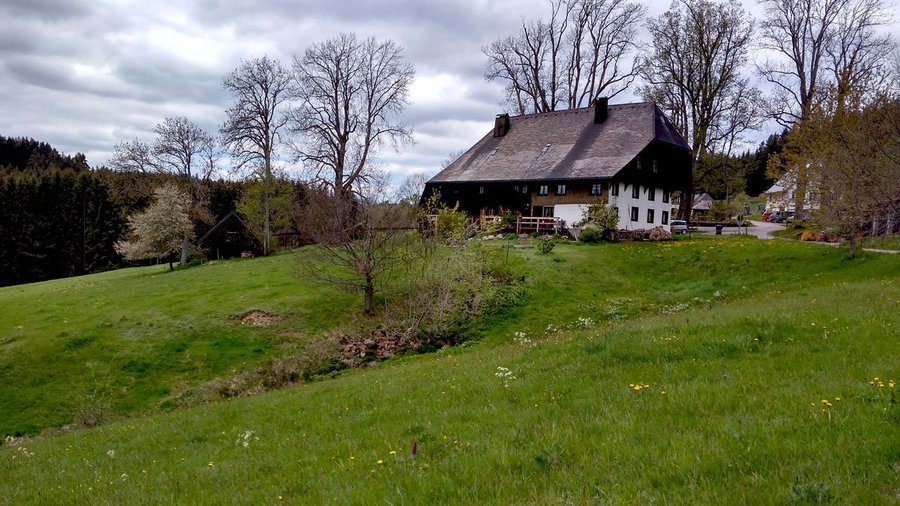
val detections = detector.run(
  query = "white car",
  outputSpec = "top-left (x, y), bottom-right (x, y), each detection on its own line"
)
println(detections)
top-left (670, 220), bottom-right (688, 235)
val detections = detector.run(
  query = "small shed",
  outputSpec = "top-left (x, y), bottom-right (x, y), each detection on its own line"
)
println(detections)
top-left (198, 211), bottom-right (262, 260)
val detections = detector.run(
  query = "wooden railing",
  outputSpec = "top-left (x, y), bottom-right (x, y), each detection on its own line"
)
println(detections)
top-left (516, 216), bottom-right (562, 234)
top-left (428, 214), bottom-right (564, 235)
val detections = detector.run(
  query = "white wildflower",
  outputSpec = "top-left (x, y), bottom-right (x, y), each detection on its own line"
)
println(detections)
top-left (495, 366), bottom-right (517, 387)
top-left (237, 430), bottom-right (259, 448)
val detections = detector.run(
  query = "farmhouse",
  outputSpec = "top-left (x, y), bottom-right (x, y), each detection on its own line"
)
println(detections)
top-left (423, 99), bottom-right (691, 233)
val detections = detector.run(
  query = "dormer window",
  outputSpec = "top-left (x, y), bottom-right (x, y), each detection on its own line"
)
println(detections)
top-left (489, 148), bottom-right (498, 156)
top-left (541, 143), bottom-right (551, 155)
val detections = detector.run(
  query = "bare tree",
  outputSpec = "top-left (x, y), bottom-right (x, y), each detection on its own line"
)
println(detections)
top-left (640, 0), bottom-right (762, 219)
top-left (109, 139), bottom-right (155, 173)
top-left (758, 0), bottom-right (894, 126)
top-left (300, 185), bottom-right (412, 316)
top-left (394, 173), bottom-right (428, 205)
top-left (110, 117), bottom-right (215, 264)
top-left (288, 33), bottom-right (414, 201)
top-left (758, 0), bottom-right (895, 217)
top-left (484, 0), bottom-right (645, 115)
top-left (221, 56), bottom-right (291, 255)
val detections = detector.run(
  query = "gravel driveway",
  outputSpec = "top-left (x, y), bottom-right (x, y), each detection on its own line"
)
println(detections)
top-left (695, 220), bottom-right (783, 240)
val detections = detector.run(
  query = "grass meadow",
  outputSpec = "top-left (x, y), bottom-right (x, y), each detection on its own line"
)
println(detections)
top-left (1, 236), bottom-right (898, 503)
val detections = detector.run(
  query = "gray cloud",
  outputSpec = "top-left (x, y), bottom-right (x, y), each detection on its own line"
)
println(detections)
top-left (1, 0), bottom-right (896, 180)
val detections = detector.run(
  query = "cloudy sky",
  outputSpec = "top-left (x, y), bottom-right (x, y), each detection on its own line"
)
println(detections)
top-left (0, 0), bottom-right (895, 183)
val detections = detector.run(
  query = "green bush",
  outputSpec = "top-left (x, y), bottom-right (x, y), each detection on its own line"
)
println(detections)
top-left (578, 228), bottom-right (601, 243)
top-left (577, 203), bottom-right (618, 241)
top-left (504, 233), bottom-right (517, 241)
top-left (536, 238), bottom-right (555, 254)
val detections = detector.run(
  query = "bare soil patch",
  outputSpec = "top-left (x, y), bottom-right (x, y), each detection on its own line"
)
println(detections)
top-left (239, 310), bottom-right (281, 326)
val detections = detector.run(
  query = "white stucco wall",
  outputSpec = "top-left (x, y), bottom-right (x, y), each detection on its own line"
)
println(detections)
top-left (608, 182), bottom-right (672, 229)
top-left (553, 204), bottom-right (589, 228)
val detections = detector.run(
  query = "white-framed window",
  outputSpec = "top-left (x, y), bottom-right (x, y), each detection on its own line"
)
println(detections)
top-left (480, 185), bottom-right (485, 194)
top-left (647, 209), bottom-right (655, 223)
top-left (611, 182), bottom-right (619, 197)
top-left (636, 157), bottom-right (642, 171)
top-left (556, 184), bottom-right (566, 195)
top-left (632, 185), bottom-right (639, 199)
top-left (590, 183), bottom-right (602, 195)
top-left (648, 187), bottom-right (655, 201)
top-left (522, 185), bottom-right (528, 194)
top-left (662, 210), bottom-right (669, 225)
top-left (538, 185), bottom-right (549, 195)
top-left (652, 160), bottom-right (658, 173)
top-left (662, 189), bottom-right (670, 203)
top-left (630, 206), bottom-right (639, 222)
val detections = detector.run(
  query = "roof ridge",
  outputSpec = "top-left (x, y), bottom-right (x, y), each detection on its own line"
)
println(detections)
top-left (507, 101), bottom-right (654, 121)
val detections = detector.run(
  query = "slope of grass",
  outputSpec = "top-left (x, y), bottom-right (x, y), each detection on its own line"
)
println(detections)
top-left (0, 254), bottom-right (357, 436)
top-left (1, 237), bottom-right (899, 503)
top-left (0, 239), bottom-right (900, 504)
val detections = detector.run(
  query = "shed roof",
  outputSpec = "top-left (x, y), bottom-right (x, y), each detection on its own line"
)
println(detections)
top-left (428, 102), bottom-right (690, 184)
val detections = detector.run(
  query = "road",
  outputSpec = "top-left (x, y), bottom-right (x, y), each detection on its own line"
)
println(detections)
top-left (695, 220), bottom-right (782, 240)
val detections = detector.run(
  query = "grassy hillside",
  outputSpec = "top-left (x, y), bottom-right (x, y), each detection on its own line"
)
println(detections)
top-left (2, 237), bottom-right (899, 503)
top-left (0, 255), bottom-right (357, 436)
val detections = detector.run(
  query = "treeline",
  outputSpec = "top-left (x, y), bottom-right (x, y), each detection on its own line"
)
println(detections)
top-left (697, 131), bottom-right (788, 200)
top-left (0, 137), bottom-right (252, 287)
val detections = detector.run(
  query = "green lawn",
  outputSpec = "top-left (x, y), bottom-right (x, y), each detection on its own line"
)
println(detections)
top-left (2, 237), bottom-right (899, 503)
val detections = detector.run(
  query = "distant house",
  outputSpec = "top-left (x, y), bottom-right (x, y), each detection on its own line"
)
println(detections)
top-left (765, 175), bottom-right (817, 213)
top-left (423, 99), bottom-right (691, 232)
top-left (690, 192), bottom-right (714, 220)
top-left (198, 211), bottom-right (262, 259)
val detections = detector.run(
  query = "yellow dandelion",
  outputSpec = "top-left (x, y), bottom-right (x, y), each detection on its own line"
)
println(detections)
top-left (377, 460), bottom-right (383, 465)
top-left (821, 399), bottom-right (828, 404)
top-left (834, 397), bottom-right (840, 402)
top-left (389, 451), bottom-right (397, 455)
top-left (278, 496), bottom-right (283, 501)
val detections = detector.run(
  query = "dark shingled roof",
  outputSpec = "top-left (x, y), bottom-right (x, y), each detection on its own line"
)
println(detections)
top-left (428, 102), bottom-right (690, 183)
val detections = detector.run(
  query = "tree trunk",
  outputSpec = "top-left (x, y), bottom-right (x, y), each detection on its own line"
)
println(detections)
top-left (847, 233), bottom-right (856, 259)
top-left (364, 273), bottom-right (375, 316)
top-left (263, 163), bottom-right (271, 256)
top-left (180, 234), bottom-right (190, 265)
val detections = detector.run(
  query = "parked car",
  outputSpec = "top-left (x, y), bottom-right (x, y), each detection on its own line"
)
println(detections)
top-left (771, 210), bottom-right (788, 223)
top-left (670, 219), bottom-right (688, 235)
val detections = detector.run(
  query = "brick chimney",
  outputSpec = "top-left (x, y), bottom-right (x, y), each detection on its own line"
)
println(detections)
top-left (593, 97), bottom-right (608, 124)
top-left (494, 113), bottom-right (510, 137)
